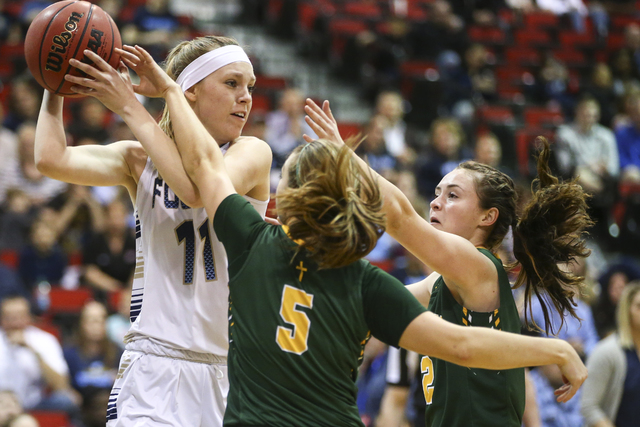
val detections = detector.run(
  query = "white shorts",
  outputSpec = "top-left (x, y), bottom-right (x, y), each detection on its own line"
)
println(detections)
top-left (106, 338), bottom-right (228, 427)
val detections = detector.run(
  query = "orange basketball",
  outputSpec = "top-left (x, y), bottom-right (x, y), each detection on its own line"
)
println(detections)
top-left (24, 0), bottom-right (122, 97)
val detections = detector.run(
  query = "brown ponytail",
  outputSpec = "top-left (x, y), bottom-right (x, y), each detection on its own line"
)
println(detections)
top-left (277, 139), bottom-right (386, 269)
top-left (513, 136), bottom-right (594, 335)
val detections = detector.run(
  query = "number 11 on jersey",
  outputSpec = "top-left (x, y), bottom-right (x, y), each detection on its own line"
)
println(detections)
top-left (175, 219), bottom-right (217, 284)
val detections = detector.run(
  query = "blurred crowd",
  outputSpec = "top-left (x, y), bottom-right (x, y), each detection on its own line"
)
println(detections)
top-left (0, 0), bottom-right (640, 426)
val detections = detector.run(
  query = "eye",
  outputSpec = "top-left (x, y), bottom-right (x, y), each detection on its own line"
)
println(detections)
top-left (248, 85), bottom-right (256, 94)
top-left (226, 80), bottom-right (237, 88)
top-left (448, 192), bottom-right (458, 199)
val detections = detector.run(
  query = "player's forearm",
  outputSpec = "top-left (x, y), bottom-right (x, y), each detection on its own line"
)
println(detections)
top-left (33, 351), bottom-right (69, 391)
top-left (34, 91), bottom-right (68, 176)
top-left (164, 85), bottom-right (224, 180)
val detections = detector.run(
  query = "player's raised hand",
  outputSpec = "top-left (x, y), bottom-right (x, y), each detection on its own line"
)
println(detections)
top-left (65, 49), bottom-right (137, 117)
top-left (304, 98), bottom-right (344, 146)
top-left (554, 344), bottom-right (588, 403)
top-left (117, 45), bottom-right (178, 99)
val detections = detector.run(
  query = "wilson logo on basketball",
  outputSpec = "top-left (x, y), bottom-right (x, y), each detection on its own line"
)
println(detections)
top-left (45, 11), bottom-right (84, 72)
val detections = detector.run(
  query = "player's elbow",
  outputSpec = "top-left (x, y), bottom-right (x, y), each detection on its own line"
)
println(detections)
top-left (34, 151), bottom-right (55, 177)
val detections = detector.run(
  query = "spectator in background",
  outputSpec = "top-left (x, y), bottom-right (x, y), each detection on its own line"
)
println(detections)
top-left (0, 189), bottom-right (37, 253)
top-left (594, 259), bottom-right (640, 338)
top-left (535, 55), bottom-right (576, 118)
top-left (465, 44), bottom-right (497, 103)
top-left (0, 122), bottom-right (67, 206)
top-left (17, 220), bottom-right (66, 301)
top-left (610, 50), bottom-right (640, 101)
top-left (0, 296), bottom-right (78, 416)
top-left (81, 386), bottom-right (111, 427)
top-left (82, 199), bottom-right (135, 302)
top-left (265, 88), bottom-right (316, 168)
top-left (6, 414), bottom-right (39, 427)
top-left (106, 287), bottom-right (131, 351)
top-left (555, 96), bottom-right (619, 232)
top-left (584, 63), bottom-right (617, 127)
top-left (0, 263), bottom-right (27, 303)
top-left (473, 132), bottom-right (515, 176)
top-left (0, 103), bottom-right (18, 174)
top-left (121, 0), bottom-right (187, 61)
top-left (2, 78), bottom-right (41, 133)
top-left (415, 117), bottom-right (470, 199)
top-left (410, 0), bottom-right (467, 60)
top-left (615, 93), bottom-right (640, 183)
top-left (356, 115), bottom-right (396, 178)
top-left (375, 91), bottom-right (415, 165)
top-left (581, 282), bottom-right (640, 427)
top-left (66, 97), bottom-right (111, 145)
top-left (63, 301), bottom-right (121, 402)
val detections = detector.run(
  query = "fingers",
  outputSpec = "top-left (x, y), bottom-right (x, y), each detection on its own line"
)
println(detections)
top-left (305, 115), bottom-right (328, 139)
top-left (322, 100), bottom-right (337, 123)
top-left (303, 134), bottom-right (314, 143)
top-left (264, 216), bottom-right (282, 226)
top-left (64, 73), bottom-right (98, 92)
top-left (81, 49), bottom-right (111, 72)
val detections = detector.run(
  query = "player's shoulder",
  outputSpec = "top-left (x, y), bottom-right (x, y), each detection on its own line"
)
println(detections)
top-left (230, 136), bottom-right (272, 154)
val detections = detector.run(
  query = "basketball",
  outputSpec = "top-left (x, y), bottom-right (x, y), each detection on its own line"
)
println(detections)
top-left (24, 0), bottom-right (122, 97)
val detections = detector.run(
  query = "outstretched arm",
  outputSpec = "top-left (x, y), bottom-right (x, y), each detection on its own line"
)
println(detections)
top-left (64, 49), bottom-right (203, 206)
top-left (399, 312), bottom-right (587, 403)
top-left (115, 45), bottom-right (235, 217)
top-left (304, 99), bottom-right (496, 299)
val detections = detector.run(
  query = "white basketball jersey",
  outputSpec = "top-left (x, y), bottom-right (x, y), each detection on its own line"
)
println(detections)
top-left (125, 153), bottom-right (268, 356)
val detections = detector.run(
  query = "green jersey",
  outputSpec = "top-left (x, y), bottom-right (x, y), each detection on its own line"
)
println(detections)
top-left (214, 195), bottom-right (427, 427)
top-left (423, 248), bottom-right (525, 427)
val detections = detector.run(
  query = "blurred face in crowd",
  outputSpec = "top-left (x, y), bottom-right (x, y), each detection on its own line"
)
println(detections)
top-left (363, 116), bottom-right (386, 153)
top-left (17, 123), bottom-right (37, 164)
top-left (376, 92), bottom-right (404, 123)
top-left (107, 200), bottom-right (129, 234)
top-left (474, 134), bottom-right (501, 168)
top-left (576, 100), bottom-right (600, 132)
top-left (432, 121), bottom-right (461, 159)
top-left (609, 272), bottom-right (630, 305)
top-left (625, 24), bottom-right (640, 51)
top-left (280, 89), bottom-right (305, 118)
top-left (80, 98), bottom-right (108, 128)
top-left (80, 301), bottom-right (108, 343)
top-left (1, 298), bottom-right (31, 333)
top-left (31, 220), bottom-right (57, 253)
top-left (629, 97), bottom-right (640, 128)
top-left (592, 63), bottom-right (612, 88)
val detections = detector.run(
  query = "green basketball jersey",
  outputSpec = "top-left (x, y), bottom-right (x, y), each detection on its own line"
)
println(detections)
top-left (422, 248), bottom-right (525, 427)
top-left (214, 194), bottom-right (427, 427)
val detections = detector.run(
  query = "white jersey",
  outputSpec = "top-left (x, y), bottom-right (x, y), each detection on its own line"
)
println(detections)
top-left (124, 153), bottom-right (268, 356)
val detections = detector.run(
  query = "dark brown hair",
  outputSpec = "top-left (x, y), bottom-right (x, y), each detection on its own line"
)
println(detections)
top-left (459, 137), bottom-right (593, 334)
top-left (158, 36), bottom-right (240, 140)
top-left (277, 139), bottom-right (386, 269)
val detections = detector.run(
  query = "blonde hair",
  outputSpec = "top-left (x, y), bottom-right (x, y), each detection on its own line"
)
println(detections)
top-left (617, 282), bottom-right (640, 348)
top-left (278, 139), bottom-right (386, 269)
top-left (158, 35), bottom-right (240, 140)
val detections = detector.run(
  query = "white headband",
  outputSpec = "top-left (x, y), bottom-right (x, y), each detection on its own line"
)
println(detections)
top-left (176, 45), bottom-right (252, 92)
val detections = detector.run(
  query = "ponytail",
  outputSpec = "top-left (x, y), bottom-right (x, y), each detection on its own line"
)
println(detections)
top-left (512, 137), bottom-right (594, 335)
top-left (277, 139), bottom-right (386, 269)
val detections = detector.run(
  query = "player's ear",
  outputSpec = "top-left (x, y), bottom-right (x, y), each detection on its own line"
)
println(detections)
top-left (184, 86), bottom-right (197, 103)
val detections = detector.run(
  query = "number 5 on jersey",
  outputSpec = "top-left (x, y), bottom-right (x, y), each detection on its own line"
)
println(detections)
top-left (276, 285), bottom-right (314, 355)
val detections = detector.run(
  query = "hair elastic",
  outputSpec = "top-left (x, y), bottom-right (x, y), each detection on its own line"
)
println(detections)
top-left (176, 45), bottom-right (252, 92)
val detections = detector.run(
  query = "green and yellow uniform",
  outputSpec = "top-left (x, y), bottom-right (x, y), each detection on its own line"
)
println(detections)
top-left (214, 194), bottom-right (427, 427)
top-left (422, 248), bottom-right (525, 427)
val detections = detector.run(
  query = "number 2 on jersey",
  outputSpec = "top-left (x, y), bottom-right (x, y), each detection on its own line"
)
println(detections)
top-left (276, 285), bottom-right (314, 355)
top-left (175, 219), bottom-right (216, 284)
top-left (421, 356), bottom-right (435, 405)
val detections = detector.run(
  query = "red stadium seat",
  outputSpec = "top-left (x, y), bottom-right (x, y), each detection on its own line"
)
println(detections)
top-left (29, 410), bottom-right (70, 427)
top-left (552, 49), bottom-right (587, 67)
top-left (513, 29), bottom-right (551, 47)
top-left (523, 11), bottom-right (559, 29)
top-left (477, 105), bottom-right (515, 125)
top-left (337, 122), bottom-right (362, 139)
top-left (344, 2), bottom-right (382, 18)
top-left (0, 249), bottom-right (18, 269)
top-left (468, 26), bottom-right (507, 45)
top-left (399, 60), bottom-right (437, 78)
top-left (329, 19), bottom-right (368, 36)
top-left (251, 94), bottom-right (271, 113)
top-left (558, 31), bottom-right (596, 48)
top-left (523, 107), bottom-right (564, 128)
top-left (46, 287), bottom-right (93, 316)
top-left (504, 47), bottom-right (541, 66)
top-left (607, 33), bottom-right (626, 51)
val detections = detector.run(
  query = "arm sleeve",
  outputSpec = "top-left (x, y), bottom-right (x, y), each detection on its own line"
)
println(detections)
top-left (362, 264), bottom-right (427, 348)
top-left (604, 130), bottom-right (620, 178)
top-left (213, 194), bottom-right (269, 269)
